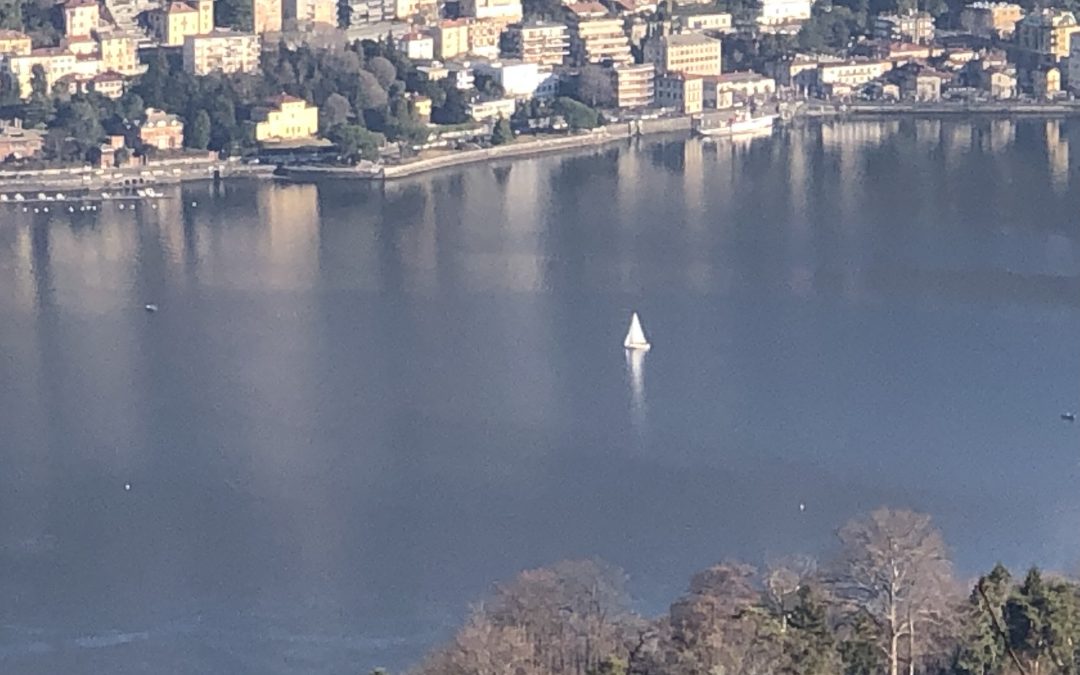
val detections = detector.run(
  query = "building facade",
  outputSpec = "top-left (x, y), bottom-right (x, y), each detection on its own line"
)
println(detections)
top-left (284, 0), bottom-right (337, 24)
top-left (398, 32), bottom-right (434, 60)
top-left (644, 32), bottom-right (722, 77)
top-left (756, 0), bottom-right (811, 29)
top-left (255, 0), bottom-right (284, 33)
top-left (0, 119), bottom-right (44, 159)
top-left (98, 34), bottom-right (140, 74)
top-left (502, 21), bottom-right (569, 66)
top-left (433, 19), bottom-right (471, 60)
top-left (149, 0), bottom-right (213, 47)
top-left (610, 62), bottom-right (654, 108)
top-left (139, 107), bottom-right (185, 149)
top-left (566, 13), bottom-right (632, 66)
top-left (0, 30), bottom-right (32, 56)
top-left (460, 0), bottom-right (522, 24)
top-left (711, 71), bottom-right (776, 99)
top-left (466, 97), bottom-right (517, 120)
top-left (959, 2), bottom-right (1023, 38)
top-left (655, 72), bottom-right (703, 114)
top-left (254, 94), bottom-right (319, 142)
top-left (817, 59), bottom-right (892, 89)
top-left (4, 48), bottom-right (77, 98)
top-left (64, 0), bottom-right (101, 38)
top-left (182, 31), bottom-right (260, 75)
top-left (1015, 9), bottom-right (1080, 61)
top-left (468, 18), bottom-right (503, 58)
top-left (873, 11), bottom-right (935, 43)
top-left (680, 12), bottom-right (732, 31)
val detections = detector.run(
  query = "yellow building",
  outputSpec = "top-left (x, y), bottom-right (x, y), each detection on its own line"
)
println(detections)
top-left (655, 71), bottom-right (703, 114)
top-left (1033, 66), bottom-right (1060, 97)
top-left (433, 19), bottom-right (471, 60)
top-left (183, 31), bottom-right (260, 74)
top-left (254, 0), bottom-right (283, 33)
top-left (99, 34), bottom-right (140, 74)
top-left (467, 18), bottom-right (502, 57)
top-left (63, 0), bottom-right (100, 38)
top-left (255, 94), bottom-right (319, 142)
top-left (959, 2), bottom-right (1023, 38)
top-left (284, 0), bottom-right (336, 24)
top-left (0, 29), bottom-right (32, 56)
top-left (3, 48), bottom-right (77, 98)
top-left (644, 32), bottom-right (722, 76)
top-left (1015, 9), bottom-right (1080, 61)
top-left (410, 94), bottom-right (432, 121)
top-left (150, 0), bottom-right (213, 47)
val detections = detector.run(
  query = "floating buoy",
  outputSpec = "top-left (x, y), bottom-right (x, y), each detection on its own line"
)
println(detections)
top-left (191, 201), bottom-right (197, 207)
top-left (124, 483), bottom-right (131, 491)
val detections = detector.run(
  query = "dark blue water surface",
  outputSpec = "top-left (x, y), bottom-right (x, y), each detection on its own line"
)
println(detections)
top-left (3, 118), bottom-right (1080, 673)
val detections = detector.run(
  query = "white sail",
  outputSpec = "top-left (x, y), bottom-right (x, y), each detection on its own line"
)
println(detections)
top-left (623, 312), bottom-right (651, 351)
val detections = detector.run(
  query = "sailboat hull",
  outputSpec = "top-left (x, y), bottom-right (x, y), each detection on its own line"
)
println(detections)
top-left (624, 342), bottom-right (651, 351)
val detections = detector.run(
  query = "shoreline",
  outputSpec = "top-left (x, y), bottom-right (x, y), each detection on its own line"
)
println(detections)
top-left (5, 103), bottom-right (1080, 190)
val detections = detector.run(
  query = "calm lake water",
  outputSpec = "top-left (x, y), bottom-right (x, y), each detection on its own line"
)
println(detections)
top-left (3, 118), bottom-right (1080, 673)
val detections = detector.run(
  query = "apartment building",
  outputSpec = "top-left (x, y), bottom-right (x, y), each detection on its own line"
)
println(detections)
top-left (467, 18), bottom-right (502, 58)
top-left (959, 2), bottom-right (1023, 38)
top-left (182, 31), bottom-right (260, 75)
top-left (255, 0), bottom-right (284, 33)
top-left (655, 71), bottom-right (702, 114)
top-left (98, 33), bottom-right (139, 74)
top-left (433, 19), bottom-right (471, 60)
top-left (284, 0), bottom-right (336, 24)
top-left (460, 0), bottom-right (522, 24)
top-left (873, 11), bottom-right (935, 44)
top-left (756, 0), bottom-right (811, 29)
top-left (565, 3), bottom-right (631, 66)
top-left (148, 0), bottom-right (213, 47)
top-left (501, 21), bottom-right (569, 66)
top-left (609, 62), bottom-right (654, 108)
top-left (1015, 9), bottom-right (1080, 61)
top-left (644, 32), bottom-right (721, 77)
top-left (63, 0), bottom-right (101, 38)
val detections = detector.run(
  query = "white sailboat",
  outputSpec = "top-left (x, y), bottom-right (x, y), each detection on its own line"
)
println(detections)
top-left (623, 312), bottom-right (651, 351)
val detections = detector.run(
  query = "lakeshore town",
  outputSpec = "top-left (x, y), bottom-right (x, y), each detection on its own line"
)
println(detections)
top-left (0, 0), bottom-right (1080, 175)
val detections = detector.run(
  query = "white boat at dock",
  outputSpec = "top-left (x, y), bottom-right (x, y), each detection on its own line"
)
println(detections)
top-left (695, 111), bottom-right (777, 138)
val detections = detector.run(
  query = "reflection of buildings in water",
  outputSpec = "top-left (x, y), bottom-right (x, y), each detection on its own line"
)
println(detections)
top-left (942, 123), bottom-right (974, 171)
top-left (913, 118), bottom-right (942, 152)
top-left (256, 183), bottom-right (320, 285)
top-left (683, 138), bottom-right (704, 226)
top-left (382, 180), bottom-right (436, 295)
top-left (986, 118), bottom-right (1016, 154)
top-left (787, 127), bottom-right (809, 218)
top-left (1045, 119), bottom-right (1069, 192)
top-left (457, 163), bottom-right (544, 293)
top-left (821, 121), bottom-right (900, 218)
top-left (152, 188), bottom-right (185, 268)
top-left (0, 221), bottom-right (36, 311)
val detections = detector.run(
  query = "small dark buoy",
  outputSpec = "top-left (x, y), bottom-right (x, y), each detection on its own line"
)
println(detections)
top-left (1062, 413), bottom-right (1075, 422)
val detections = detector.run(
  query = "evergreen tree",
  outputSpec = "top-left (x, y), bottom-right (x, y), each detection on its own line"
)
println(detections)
top-left (186, 110), bottom-right (211, 150)
top-left (490, 115), bottom-right (512, 145)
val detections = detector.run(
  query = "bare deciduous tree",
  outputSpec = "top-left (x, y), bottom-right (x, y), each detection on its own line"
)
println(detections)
top-left (831, 508), bottom-right (958, 675)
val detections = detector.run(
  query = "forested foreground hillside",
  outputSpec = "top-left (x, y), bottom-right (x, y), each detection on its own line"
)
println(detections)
top-left (401, 508), bottom-right (1078, 675)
